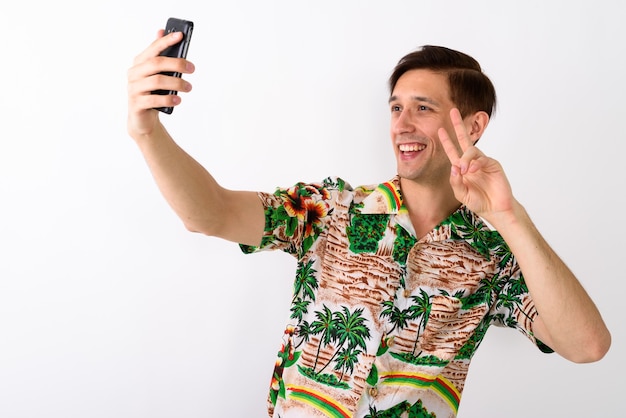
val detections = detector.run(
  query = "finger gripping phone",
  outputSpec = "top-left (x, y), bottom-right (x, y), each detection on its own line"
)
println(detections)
top-left (153, 18), bottom-right (194, 114)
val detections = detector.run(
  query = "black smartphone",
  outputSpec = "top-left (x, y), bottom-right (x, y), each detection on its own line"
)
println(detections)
top-left (153, 18), bottom-right (194, 114)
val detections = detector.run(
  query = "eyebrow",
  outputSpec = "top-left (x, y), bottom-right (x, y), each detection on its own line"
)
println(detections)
top-left (388, 95), bottom-right (440, 107)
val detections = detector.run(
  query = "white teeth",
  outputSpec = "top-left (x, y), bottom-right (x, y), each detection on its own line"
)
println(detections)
top-left (399, 143), bottom-right (425, 152)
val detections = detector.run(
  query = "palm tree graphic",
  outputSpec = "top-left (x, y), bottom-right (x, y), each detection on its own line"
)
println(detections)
top-left (293, 259), bottom-right (318, 302)
top-left (310, 305), bottom-right (337, 371)
top-left (380, 300), bottom-right (412, 334)
top-left (316, 307), bottom-right (370, 376)
top-left (334, 346), bottom-right (363, 381)
top-left (408, 289), bottom-right (431, 355)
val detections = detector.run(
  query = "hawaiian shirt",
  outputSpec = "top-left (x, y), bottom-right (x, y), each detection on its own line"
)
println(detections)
top-left (241, 176), bottom-right (552, 418)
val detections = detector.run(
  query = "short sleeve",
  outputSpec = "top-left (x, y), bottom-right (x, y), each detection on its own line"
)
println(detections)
top-left (239, 180), bottom-right (338, 258)
top-left (489, 258), bottom-right (555, 354)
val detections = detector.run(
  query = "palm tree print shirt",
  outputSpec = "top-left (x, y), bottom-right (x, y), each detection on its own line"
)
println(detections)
top-left (240, 176), bottom-right (552, 418)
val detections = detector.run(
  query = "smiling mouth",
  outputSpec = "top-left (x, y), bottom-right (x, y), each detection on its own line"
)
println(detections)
top-left (399, 143), bottom-right (426, 152)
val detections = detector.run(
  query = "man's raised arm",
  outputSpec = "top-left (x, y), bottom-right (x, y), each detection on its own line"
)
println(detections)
top-left (126, 29), bottom-right (264, 246)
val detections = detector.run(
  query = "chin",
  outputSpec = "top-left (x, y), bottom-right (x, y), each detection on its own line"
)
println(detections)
top-left (396, 164), bottom-right (421, 180)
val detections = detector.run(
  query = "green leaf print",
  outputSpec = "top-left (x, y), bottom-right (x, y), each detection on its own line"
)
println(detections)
top-left (376, 336), bottom-right (391, 356)
top-left (323, 177), bottom-right (346, 192)
top-left (297, 365), bottom-right (350, 389)
top-left (293, 259), bottom-right (318, 301)
top-left (392, 225), bottom-right (417, 265)
top-left (366, 364), bottom-right (379, 386)
top-left (389, 352), bottom-right (449, 367)
top-left (283, 350), bottom-right (301, 368)
top-left (285, 216), bottom-right (298, 237)
top-left (302, 235), bottom-right (315, 255)
top-left (278, 378), bottom-right (286, 399)
top-left (364, 399), bottom-right (436, 418)
top-left (444, 208), bottom-right (493, 259)
top-left (290, 298), bottom-right (311, 321)
top-left (269, 205), bottom-right (290, 228)
top-left (347, 214), bottom-right (389, 254)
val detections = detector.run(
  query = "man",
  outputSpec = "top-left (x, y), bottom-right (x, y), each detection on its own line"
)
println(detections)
top-left (127, 29), bottom-right (611, 417)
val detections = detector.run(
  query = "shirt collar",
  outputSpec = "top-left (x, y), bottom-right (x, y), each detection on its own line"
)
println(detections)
top-left (357, 176), bottom-right (497, 260)
top-left (359, 176), bottom-right (406, 215)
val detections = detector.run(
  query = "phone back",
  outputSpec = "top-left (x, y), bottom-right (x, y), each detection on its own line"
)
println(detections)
top-left (154, 18), bottom-right (194, 114)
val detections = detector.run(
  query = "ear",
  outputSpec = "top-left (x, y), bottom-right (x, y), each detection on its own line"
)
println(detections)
top-left (464, 111), bottom-right (490, 144)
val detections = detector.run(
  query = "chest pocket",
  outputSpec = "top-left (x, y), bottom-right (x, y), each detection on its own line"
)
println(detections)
top-left (418, 294), bottom-right (488, 362)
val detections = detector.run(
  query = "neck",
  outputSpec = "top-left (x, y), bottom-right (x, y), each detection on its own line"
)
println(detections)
top-left (399, 177), bottom-right (461, 238)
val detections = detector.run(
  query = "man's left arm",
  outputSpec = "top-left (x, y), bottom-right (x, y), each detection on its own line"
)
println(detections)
top-left (439, 108), bottom-right (611, 363)
top-left (488, 201), bottom-right (611, 363)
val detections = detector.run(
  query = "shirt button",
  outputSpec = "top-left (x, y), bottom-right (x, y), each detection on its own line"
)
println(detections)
top-left (403, 289), bottom-right (411, 298)
top-left (369, 386), bottom-right (378, 397)
top-left (387, 337), bottom-right (395, 347)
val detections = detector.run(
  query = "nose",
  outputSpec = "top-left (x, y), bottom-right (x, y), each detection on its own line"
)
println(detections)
top-left (391, 109), bottom-right (414, 135)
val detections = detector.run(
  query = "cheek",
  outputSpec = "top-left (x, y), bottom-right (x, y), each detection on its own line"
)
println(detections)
top-left (431, 137), bottom-right (453, 162)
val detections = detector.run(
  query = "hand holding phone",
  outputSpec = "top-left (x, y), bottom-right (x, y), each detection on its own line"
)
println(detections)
top-left (153, 18), bottom-right (194, 114)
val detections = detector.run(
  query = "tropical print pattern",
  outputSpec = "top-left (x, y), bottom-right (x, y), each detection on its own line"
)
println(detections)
top-left (241, 176), bottom-right (552, 418)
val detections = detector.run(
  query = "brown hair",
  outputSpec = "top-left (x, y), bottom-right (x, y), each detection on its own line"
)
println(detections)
top-left (389, 45), bottom-right (497, 118)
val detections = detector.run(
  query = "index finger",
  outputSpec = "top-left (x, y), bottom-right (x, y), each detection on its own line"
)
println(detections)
top-left (437, 125), bottom-right (461, 166)
top-left (449, 108), bottom-right (474, 152)
top-left (132, 30), bottom-right (183, 66)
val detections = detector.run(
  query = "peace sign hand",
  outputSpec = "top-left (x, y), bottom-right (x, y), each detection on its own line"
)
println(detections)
top-left (438, 108), bottom-right (516, 222)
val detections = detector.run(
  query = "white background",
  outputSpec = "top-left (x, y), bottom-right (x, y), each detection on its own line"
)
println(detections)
top-left (1, 1), bottom-right (624, 417)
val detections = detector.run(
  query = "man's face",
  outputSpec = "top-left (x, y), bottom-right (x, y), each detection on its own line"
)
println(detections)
top-left (389, 69), bottom-right (459, 186)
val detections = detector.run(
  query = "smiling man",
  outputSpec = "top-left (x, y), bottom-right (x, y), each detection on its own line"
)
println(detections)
top-left (127, 33), bottom-right (611, 417)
